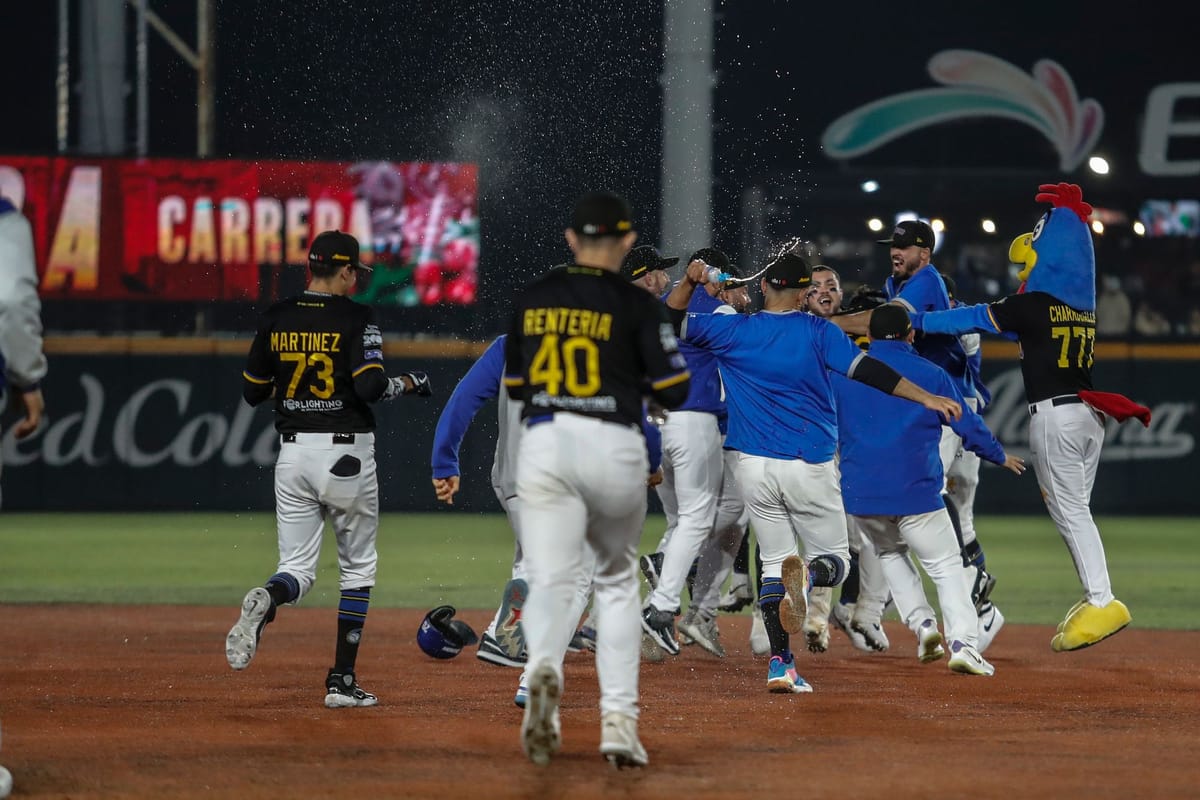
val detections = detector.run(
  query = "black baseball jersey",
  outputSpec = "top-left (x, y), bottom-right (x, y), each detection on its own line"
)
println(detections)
top-left (503, 265), bottom-right (691, 426)
top-left (986, 290), bottom-right (1095, 404)
top-left (243, 291), bottom-right (388, 433)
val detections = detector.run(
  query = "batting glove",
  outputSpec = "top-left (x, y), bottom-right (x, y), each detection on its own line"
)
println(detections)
top-left (403, 371), bottom-right (433, 397)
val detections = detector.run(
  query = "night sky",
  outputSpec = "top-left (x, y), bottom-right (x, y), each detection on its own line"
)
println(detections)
top-left (4, 1), bottom-right (1198, 330)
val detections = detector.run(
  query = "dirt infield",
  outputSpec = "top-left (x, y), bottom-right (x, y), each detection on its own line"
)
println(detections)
top-left (1, 605), bottom-right (1197, 799)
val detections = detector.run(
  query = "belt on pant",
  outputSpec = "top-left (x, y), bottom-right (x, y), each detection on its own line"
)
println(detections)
top-left (281, 432), bottom-right (357, 443)
top-left (1028, 395), bottom-right (1083, 415)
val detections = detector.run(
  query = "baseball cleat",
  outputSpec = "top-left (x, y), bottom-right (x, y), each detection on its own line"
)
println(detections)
top-left (599, 712), bottom-right (648, 769)
top-left (849, 615), bottom-right (890, 653)
top-left (521, 662), bottom-right (562, 766)
top-left (640, 631), bottom-right (667, 663)
top-left (749, 604), bottom-right (771, 656)
top-left (766, 654), bottom-right (814, 694)
top-left (831, 603), bottom-right (874, 653)
top-left (917, 619), bottom-right (945, 663)
top-left (948, 641), bottom-right (995, 676)
top-left (324, 671), bottom-right (378, 708)
top-left (977, 603), bottom-right (1005, 653)
top-left (226, 587), bottom-right (273, 671)
top-left (1051, 599), bottom-right (1131, 652)
top-left (678, 611), bottom-right (726, 658)
top-left (778, 556), bottom-right (810, 634)
top-left (477, 632), bottom-right (528, 668)
top-left (494, 578), bottom-right (528, 661)
top-left (803, 586), bottom-right (833, 653)
top-left (639, 552), bottom-right (664, 590)
top-left (641, 605), bottom-right (680, 656)
top-left (717, 577), bottom-right (754, 613)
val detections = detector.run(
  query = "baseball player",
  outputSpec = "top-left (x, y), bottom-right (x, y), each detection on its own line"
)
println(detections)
top-left (227, 229), bottom-right (433, 708)
top-left (430, 331), bottom-right (665, 702)
top-left (796, 265), bottom-right (890, 654)
top-left (640, 247), bottom-right (740, 658)
top-left (910, 183), bottom-right (1141, 652)
top-left (0, 196), bottom-right (47, 507)
top-left (833, 221), bottom-right (998, 622)
top-left (504, 191), bottom-right (690, 768)
top-left (837, 305), bottom-right (1025, 674)
top-left (939, 273), bottom-right (1005, 644)
top-left (664, 250), bottom-right (963, 694)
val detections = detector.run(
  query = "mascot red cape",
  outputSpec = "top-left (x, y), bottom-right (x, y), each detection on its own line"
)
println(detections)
top-left (909, 182), bottom-right (1138, 653)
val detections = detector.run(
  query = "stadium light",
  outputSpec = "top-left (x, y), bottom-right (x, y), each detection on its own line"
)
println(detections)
top-left (1091, 219), bottom-right (1105, 234)
top-left (1088, 156), bottom-right (1110, 175)
top-left (981, 218), bottom-right (997, 233)
top-left (930, 218), bottom-right (945, 233)
top-left (867, 217), bottom-right (884, 232)
top-left (861, 180), bottom-right (880, 193)
top-left (1133, 220), bottom-right (1146, 236)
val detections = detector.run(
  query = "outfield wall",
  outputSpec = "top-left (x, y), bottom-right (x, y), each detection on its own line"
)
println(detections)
top-left (2, 339), bottom-right (1196, 514)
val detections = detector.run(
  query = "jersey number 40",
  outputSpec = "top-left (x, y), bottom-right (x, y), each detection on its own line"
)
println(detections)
top-left (530, 334), bottom-right (600, 397)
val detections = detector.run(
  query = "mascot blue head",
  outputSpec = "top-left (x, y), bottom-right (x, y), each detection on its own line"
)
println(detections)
top-left (1008, 183), bottom-right (1095, 312)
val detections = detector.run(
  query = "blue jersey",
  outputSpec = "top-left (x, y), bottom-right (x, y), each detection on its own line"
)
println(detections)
top-left (886, 264), bottom-right (972, 397)
top-left (835, 340), bottom-right (1006, 516)
top-left (682, 309), bottom-right (864, 463)
top-left (663, 287), bottom-right (729, 421)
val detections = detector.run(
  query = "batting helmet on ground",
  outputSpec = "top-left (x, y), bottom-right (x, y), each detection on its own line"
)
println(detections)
top-left (417, 605), bottom-right (479, 659)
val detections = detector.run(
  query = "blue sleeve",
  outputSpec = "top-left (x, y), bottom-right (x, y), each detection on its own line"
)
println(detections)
top-left (682, 312), bottom-right (736, 353)
top-left (942, 370), bottom-right (1005, 465)
top-left (910, 304), bottom-right (1003, 336)
top-left (431, 336), bottom-right (505, 479)
top-left (817, 319), bottom-right (865, 376)
top-left (640, 409), bottom-right (663, 474)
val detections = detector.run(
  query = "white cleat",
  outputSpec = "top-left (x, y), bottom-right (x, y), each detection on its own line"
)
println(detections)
top-left (521, 663), bottom-right (562, 766)
top-left (599, 712), bottom-right (648, 768)
top-left (978, 603), bottom-right (1005, 653)
top-left (226, 587), bottom-right (272, 671)
top-left (749, 604), bottom-right (771, 656)
top-left (948, 641), bottom-right (995, 676)
top-left (917, 619), bottom-right (945, 663)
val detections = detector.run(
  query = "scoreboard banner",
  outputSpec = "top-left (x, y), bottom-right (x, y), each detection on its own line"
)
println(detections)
top-left (0, 156), bottom-right (479, 305)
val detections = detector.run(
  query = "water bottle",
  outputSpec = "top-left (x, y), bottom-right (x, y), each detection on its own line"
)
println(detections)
top-left (703, 265), bottom-right (731, 286)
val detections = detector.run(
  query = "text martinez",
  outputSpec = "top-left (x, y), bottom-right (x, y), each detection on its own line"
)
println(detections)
top-left (269, 331), bottom-right (342, 352)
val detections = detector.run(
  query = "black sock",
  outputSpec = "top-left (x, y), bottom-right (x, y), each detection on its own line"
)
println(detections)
top-left (264, 573), bottom-right (300, 623)
top-left (334, 587), bottom-right (371, 673)
top-left (733, 532), bottom-right (750, 574)
top-left (753, 543), bottom-right (764, 595)
top-left (840, 551), bottom-right (861, 604)
top-left (761, 600), bottom-right (790, 657)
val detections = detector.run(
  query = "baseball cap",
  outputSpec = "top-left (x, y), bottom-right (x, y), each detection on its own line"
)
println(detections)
top-left (308, 230), bottom-right (372, 272)
top-left (869, 303), bottom-right (912, 340)
top-left (621, 245), bottom-right (680, 281)
top-left (689, 246), bottom-right (742, 278)
top-left (940, 272), bottom-right (957, 300)
top-left (763, 252), bottom-right (812, 289)
top-left (570, 191), bottom-right (635, 237)
top-left (877, 219), bottom-right (936, 250)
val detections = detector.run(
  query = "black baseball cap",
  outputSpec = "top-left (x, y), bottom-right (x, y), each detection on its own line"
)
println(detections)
top-left (877, 219), bottom-right (936, 250)
top-left (869, 303), bottom-right (912, 340)
top-left (764, 252), bottom-right (812, 289)
top-left (689, 246), bottom-right (742, 278)
top-left (940, 272), bottom-right (957, 300)
top-left (308, 230), bottom-right (372, 272)
top-left (570, 191), bottom-right (634, 237)
top-left (621, 245), bottom-right (679, 281)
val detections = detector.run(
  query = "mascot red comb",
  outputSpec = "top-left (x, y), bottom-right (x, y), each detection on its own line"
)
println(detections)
top-left (910, 182), bottom-right (1147, 653)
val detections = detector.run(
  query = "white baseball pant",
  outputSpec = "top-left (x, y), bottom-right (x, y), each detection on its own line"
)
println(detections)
top-left (274, 432), bottom-right (379, 598)
top-left (1028, 398), bottom-right (1113, 606)
top-left (853, 509), bottom-right (979, 647)
top-left (516, 413), bottom-right (647, 718)
top-left (691, 447), bottom-right (751, 614)
top-left (941, 396), bottom-right (981, 547)
top-left (735, 453), bottom-right (850, 582)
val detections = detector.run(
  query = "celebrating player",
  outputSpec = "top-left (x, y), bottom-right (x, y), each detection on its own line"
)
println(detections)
top-left (227, 229), bottom-right (434, 708)
top-left (836, 305), bottom-right (1024, 675)
top-left (664, 248), bottom-right (962, 694)
top-left (504, 191), bottom-right (690, 768)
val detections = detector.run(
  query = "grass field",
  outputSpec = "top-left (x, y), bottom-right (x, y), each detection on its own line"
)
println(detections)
top-left (0, 512), bottom-right (1196, 628)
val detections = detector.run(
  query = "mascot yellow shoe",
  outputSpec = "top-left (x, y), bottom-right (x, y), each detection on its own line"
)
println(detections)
top-left (1051, 599), bottom-right (1131, 652)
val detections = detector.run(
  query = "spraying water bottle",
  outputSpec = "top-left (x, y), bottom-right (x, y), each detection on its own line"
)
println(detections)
top-left (700, 262), bottom-right (732, 287)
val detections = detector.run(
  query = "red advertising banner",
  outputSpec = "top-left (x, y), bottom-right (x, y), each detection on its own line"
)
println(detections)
top-left (0, 157), bottom-right (479, 304)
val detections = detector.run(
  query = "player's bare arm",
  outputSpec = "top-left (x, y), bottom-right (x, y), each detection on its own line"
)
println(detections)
top-left (665, 259), bottom-right (709, 311)
top-left (830, 307), bottom-right (874, 336)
